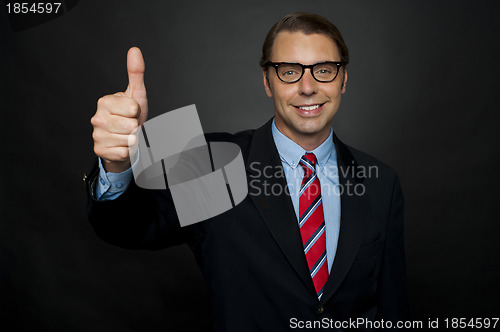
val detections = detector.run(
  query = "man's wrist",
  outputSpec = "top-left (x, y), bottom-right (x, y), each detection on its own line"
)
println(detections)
top-left (96, 158), bottom-right (133, 200)
top-left (101, 159), bottom-right (131, 173)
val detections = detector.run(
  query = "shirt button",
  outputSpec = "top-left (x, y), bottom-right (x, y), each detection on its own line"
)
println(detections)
top-left (316, 306), bottom-right (325, 315)
top-left (116, 183), bottom-right (123, 188)
top-left (99, 178), bottom-right (105, 185)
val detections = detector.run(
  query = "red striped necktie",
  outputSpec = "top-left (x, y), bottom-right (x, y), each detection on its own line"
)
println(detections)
top-left (299, 153), bottom-right (329, 300)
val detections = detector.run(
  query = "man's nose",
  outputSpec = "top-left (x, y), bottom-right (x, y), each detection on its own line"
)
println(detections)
top-left (298, 68), bottom-right (318, 95)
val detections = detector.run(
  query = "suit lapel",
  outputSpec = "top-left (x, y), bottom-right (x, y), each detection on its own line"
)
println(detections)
top-left (319, 134), bottom-right (371, 305)
top-left (246, 119), bottom-right (317, 297)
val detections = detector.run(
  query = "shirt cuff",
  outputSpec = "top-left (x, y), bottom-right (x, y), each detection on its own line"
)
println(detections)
top-left (96, 158), bottom-right (133, 200)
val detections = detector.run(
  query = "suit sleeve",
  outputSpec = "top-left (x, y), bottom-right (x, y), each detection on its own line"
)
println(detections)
top-left (376, 174), bottom-right (410, 323)
top-left (85, 161), bottom-right (197, 250)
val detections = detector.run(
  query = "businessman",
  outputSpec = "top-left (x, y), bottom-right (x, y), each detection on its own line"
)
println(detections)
top-left (86, 12), bottom-right (410, 331)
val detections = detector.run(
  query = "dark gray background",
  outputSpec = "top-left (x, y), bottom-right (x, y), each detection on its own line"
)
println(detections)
top-left (1, 0), bottom-right (499, 330)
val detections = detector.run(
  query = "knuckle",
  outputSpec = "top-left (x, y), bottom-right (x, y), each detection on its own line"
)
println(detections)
top-left (90, 115), bottom-right (99, 126)
top-left (92, 129), bottom-right (103, 142)
top-left (91, 115), bottom-right (105, 128)
top-left (129, 102), bottom-right (139, 117)
top-left (125, 119), bottom-right (138, 132)
top-left (127, 134), bottom-right (136, 146)
top-left (118, 148), bottom-right (129, 160)
top-left (93, 146), bottom-right (102, 157)
top-left (97, 96), bottom-right (107, 108)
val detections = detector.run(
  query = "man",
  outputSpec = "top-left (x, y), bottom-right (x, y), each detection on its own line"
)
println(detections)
top-left (86, 12), bottom-right (409, 331)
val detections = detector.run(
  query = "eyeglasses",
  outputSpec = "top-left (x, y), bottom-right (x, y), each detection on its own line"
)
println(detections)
top-left (265, 61), bottom-right (343, 83)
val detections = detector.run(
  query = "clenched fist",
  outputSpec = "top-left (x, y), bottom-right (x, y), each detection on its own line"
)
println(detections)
top-left (91, 47), bottom-right (148, 173)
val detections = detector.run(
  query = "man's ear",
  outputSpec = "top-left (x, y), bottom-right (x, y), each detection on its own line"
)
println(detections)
top-left (341, 68), bottom-right (348, 94)
top-left (262, 68), bottom-right (273, 97)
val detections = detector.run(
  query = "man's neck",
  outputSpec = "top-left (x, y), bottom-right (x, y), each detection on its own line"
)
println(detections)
top-left (275, 125), bottom-right (331, 152)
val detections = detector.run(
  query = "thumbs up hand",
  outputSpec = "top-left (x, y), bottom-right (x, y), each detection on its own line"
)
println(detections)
top-left (91, 47), bottom-right (148, 173)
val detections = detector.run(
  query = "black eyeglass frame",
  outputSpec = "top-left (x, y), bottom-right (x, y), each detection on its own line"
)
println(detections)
top-left (264, 61), bottom-right (343, 83)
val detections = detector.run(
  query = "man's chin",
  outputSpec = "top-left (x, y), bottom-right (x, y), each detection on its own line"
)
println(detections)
top-left (295, 117), bottom-right (329, 132)
top-left (294, 122), bottom-right (330, 137)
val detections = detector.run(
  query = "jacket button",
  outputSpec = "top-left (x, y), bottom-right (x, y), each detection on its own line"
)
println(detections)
top-left (316, 306), bottom-right (324, 315)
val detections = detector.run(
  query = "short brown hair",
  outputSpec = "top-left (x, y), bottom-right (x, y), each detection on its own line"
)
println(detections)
top-left (259, 12), bottom-right (349, 67)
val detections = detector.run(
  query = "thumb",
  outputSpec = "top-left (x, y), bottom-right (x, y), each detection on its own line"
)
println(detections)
top-left (124, 47), bottom-right (148, 123)
top-left (125, 47), bottom-right (146, 97)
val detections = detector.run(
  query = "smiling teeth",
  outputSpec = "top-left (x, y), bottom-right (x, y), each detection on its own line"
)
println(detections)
top-left (298, 105), bottom-right (320, 111)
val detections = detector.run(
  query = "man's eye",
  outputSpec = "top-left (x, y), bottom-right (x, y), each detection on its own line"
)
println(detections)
top-left (317, 69), bottom-right (332, 74)
top-left (282, 70), bottom-right (298, 76)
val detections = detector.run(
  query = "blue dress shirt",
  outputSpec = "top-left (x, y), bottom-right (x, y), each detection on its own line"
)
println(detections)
top-left (97, 120), bottom-right (341, 271)
top-left (96, 158), bottom-right (133, 200)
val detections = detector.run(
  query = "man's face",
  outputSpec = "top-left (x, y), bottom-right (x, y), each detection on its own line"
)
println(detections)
top-left (263, 31), bottom-right (347, 147)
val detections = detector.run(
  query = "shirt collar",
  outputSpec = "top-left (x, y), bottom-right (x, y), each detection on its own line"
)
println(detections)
top-left (271, 119), bottom-right (334, 170)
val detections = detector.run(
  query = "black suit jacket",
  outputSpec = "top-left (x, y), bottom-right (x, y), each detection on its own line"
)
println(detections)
top-left (86, 118), bottom-right (409, 331)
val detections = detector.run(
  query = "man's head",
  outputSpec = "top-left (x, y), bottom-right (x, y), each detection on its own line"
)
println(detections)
top-left (260, 12), bottom-right (349, 68)
top-left (260, 12), bottom-right (349, 149)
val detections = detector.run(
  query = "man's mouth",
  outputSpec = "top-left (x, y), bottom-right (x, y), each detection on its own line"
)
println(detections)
top-left (293, 103), bottom-right (325, 114)
top-left (298, 104), bottom-right (320, 111)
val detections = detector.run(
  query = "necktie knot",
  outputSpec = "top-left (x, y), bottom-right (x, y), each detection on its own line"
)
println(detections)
top-left (300, 153), bottom-right (317, 177)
